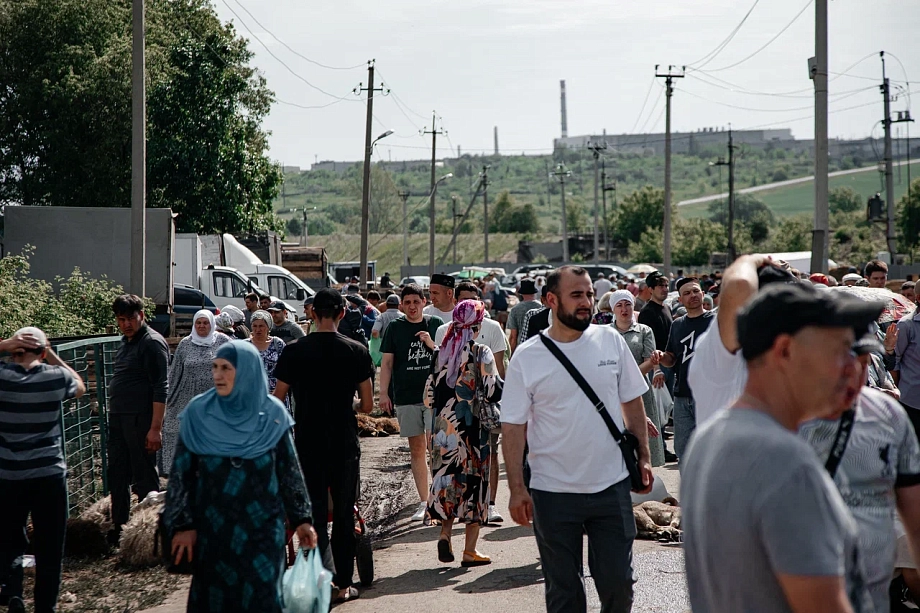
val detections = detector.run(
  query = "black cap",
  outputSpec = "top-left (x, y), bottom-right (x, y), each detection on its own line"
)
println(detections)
top-left (430, 273), bottom-right (456, 289)
top-left (302, 296), bottom-right (315, 307)
top-left (738, 283), bottom-right (884, 361)
top-left (645, 271), bottom-right (668, 288)
top-left (267, 300), bottom-right (287, 312)
top-left (313, 288), bottom-right (344, 311)
top-left (519, 279), bottom-right (537, 295)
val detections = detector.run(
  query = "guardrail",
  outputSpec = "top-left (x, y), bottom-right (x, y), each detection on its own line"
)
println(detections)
top-left (53, 336), bottom-right (122, 517)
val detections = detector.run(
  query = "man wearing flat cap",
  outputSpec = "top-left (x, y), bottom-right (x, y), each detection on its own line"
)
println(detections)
top-left (682, 283), bottom-right (883, 613)
top-left (424, 273), bottom-right (457, 323)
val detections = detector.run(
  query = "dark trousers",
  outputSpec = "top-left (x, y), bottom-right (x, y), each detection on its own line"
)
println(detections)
top-left (107, 413), bottom-right (160, 527)
top-left (0, 475), bottom-right (68, 613)
top-left (901, 403), bottom-right (920, 445)
top-left (303, 457), bottom-right (360, 589)
top-left (532, 479), bottom-right (637, 613)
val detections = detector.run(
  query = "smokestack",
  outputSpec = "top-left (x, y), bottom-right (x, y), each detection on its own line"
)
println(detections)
top-left (560, 80), bottom-right (568, 138)
top-left (494, 127), bottom-right (499, 155)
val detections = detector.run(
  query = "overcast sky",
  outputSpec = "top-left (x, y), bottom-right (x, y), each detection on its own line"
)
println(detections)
top-left (211, 0), bottom-right (917, 168)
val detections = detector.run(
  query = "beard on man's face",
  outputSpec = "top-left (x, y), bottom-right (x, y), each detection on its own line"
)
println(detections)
top-left (555, 303), bottom-right (591, 331)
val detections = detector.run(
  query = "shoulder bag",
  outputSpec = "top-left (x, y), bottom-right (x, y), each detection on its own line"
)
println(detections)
top-left (539, 333), bottom-right (645, 492)
top-left (824, 409), bottom-right (855, 479)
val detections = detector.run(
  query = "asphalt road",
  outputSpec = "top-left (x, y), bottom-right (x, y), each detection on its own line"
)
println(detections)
top-left (140, 441), bottom-right (688, 613)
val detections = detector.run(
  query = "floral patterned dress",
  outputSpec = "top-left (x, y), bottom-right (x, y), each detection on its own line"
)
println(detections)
top-left (251, 337), bottom-right (289, 411)
top-left (424, 342), bottom-right (501, 524)
top-left (161, 335), bottom-right (229, 475)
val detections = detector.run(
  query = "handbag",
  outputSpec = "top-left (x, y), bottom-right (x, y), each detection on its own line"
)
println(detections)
top-left (473, 344), bottom-right (503, 431)
top-left (539, 333), bottom-right (645, 492)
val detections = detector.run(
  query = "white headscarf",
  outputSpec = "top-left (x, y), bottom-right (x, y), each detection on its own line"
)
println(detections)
top-left (190, 309), bottom-right (217, 346)
top-left (221, 305), bottom-right (245, 324)
top-left (608, 290), bottom-right (635, 309)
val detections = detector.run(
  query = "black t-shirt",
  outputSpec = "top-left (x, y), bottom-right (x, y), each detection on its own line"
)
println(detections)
top-left (380, 315), bottom-right (443, 405)
top-left (638, 300), bottom-right (673, 351)
top-left (665, 311), bottom-right (715, 398)
top-left (274, 332), bottom-right (374, 462)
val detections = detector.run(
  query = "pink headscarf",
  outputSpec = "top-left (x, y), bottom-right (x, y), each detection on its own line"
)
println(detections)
top-left (437, 299), bottom-right (486, 388)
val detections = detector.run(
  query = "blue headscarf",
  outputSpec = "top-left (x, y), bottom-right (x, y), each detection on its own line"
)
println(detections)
top-left (179, 341), bottom-right (294, 459)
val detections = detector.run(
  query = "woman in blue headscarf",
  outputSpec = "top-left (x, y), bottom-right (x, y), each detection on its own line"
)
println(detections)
top-left (162, 341), bottom-right (316, 612)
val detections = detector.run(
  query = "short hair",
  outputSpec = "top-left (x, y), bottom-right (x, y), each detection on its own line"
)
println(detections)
top-left (245, 292), bottom-right (259, 302)
top-left (865, 259), bottom-right (889, 277)
top-left (546, 266), bottom-right (588, 295)
top-left (259, 295), bottom-right (271, 302)
top-left (112, 294), bottom-right (144, 317)
top-left (313, 305), bottom-right (344, 321)
top-left (676, 277), bottom-right (700, 293)
top-left (400, 283), bottom-right (425, 301)
top-left (902, 281), bottom-right (916, 291)
top-left (366, 290), bottom-right (380, 301)
top-left (455, 282), bottom-right (480, 297)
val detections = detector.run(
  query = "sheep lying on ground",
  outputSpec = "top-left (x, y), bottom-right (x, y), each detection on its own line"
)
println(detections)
top-left (633, 497), bottom-right (682, 542)
top-left (117, 505), bottom-right (163, 568)
top-left (356, 414), bottom-right (400, 437)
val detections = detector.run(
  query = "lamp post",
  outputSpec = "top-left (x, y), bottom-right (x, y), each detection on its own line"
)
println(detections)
top-left (428, 172), bottom-right (453, 277)
top-left (301, 206), bottom-right (316, 246)
top-left (359, 129), bottom-right (394, 289)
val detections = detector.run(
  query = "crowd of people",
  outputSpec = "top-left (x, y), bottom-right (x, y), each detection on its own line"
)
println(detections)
top-left (2, 254), bottom-right (920, 612)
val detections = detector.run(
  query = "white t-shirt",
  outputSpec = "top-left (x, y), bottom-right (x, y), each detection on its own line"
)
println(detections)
top-left (594, 278), bottom-right (614, 298)
top-left (688, 316), bottom-right (747, 427)
top-left (434, 317), bottom-right (508, 356)
top-left (502, 325), bottom-right (649, 493)
top-left (424, 305), bottom-right (454, 322)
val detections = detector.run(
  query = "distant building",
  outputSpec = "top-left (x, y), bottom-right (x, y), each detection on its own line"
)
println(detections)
top-left (310, 160), bottom-right (359, 173)
top-left (554, 128), bottom-right (794, 156)
top-left (282, 165), bottom-right (301, 174)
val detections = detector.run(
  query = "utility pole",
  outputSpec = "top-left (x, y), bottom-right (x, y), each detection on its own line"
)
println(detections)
top-left (602, 164), bottom-right (617, 261)
top-left (398, 190), bottom-right (410, 266)
top-left (711, 128), bottom-right (738, 262)
top-left (423, 112), bottom-right (446, 277)
top-left (130, 0), bottom-right (146, 297)
top-left (882, 52), bottom-right (896, 256)
top-left (451, 195), bottom-right (459, 264)
top-left (808, 1), bottom-right (829, 274)
top-left (301, 206), bottom-right (306, 246)
top-left (656, 65), bottom-right (684, 276)
top-left (481, 165), bottom-right (491, 262)
top-left (552, 163), bottom-right (573, 261)
top-left (589, 142), bottom-right (607, 264)
top-left (357, 60), bottom-right (385, 290)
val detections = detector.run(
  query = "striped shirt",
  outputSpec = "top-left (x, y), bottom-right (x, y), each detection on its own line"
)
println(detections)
top-left (0, 362), bottom-right (78, 480)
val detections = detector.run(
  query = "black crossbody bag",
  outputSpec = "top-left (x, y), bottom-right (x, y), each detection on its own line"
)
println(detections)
top-left (824, 409), bottom-right (855, 479)
top-left (539, 334), bottom-right (645, 492)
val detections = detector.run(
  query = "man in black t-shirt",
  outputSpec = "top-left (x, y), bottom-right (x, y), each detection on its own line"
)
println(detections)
top-left (652, 278), bottom-right (715, 466)
top-left (273, 289), bottom-right (373, 600)
top-left (638, 271), bottom-right (673, 351)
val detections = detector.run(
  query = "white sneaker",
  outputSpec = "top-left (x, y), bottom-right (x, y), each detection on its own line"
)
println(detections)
top-left (411, 502), bottom-right (427, 521)
top-left (488, 504), bottom-right (504, 523)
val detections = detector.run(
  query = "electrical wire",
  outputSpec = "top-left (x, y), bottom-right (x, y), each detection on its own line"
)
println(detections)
top-left (636, 86), bottom-right (665, 135)
top-left (630, 77), bottom-right (658, 133)
top-left (686, 0), bottom-right (761, 70)
top-left (227, 0), bottom-right (364, 71)
top-left (374, 68), bottom-right (431, 121)
top-left (704, 0), bottom-right (813, 73)
top-left (680, 86), bottom-right (874, 113)
top-left (688, 73), bottom-right (874, 100)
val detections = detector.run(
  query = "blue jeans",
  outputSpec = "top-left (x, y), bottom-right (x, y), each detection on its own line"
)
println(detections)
top-left (673, 396), bottom-right (697, 463)
top-left (532, 479), bottom-right (636, 613)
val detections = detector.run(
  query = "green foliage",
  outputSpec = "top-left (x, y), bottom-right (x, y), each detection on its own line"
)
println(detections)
top-left (0, 0), bottom-right (282, 234)
top-left (707, 194), bottom-right (775, 225)
top-left (489, 191), bottom-right (541, 233)
top-left (829, 187), bottom-right (863, 214)
top-left (565, 199), bottom-right (586, 235)
top-left (627, 218), bottom-right (727, 267)
top-left (286, 216), bottom-right (303, 238)
top-left (897, 179), bottom-right (920, 256)
top-left (770, 215), bottom-right (813, 252)
top-left (612, 186), bottom-right (666, 246)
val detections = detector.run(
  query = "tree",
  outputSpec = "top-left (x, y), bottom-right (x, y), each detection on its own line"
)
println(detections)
top-left (351, 164), bottom-right (401, 234)
top-left (769, 215), bottom-right (812, 252)
top-left (707, 193), bottom-right (775, 225)
top-left (489, 191), bottom-right (541, 233)
top-left (611, 186), bottom-right (665, 246)
top-left (286, 216), bottom-right (303, 239)
top-left (829, 187), bottom-right (862, 214)
top-left (0, 0), bottom-right (282, 234)
top-left (897, 178), bottom-right (920, 258)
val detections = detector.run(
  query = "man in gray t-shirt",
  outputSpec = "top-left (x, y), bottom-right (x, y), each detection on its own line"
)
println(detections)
top-left (683, 283), bottom-right (881, 613)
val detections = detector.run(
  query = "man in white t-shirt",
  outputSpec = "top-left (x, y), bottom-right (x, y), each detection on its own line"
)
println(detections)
top-left (435, 281), bottom-right (508, 524)
top-left (688, 255), bottom-right (796, 427)
top-left (424, 273), bottom-right (457, 322)
top-left (503, 266), bottom-right (653, 613)
top-left (593, 273), bottom-right (613, 300)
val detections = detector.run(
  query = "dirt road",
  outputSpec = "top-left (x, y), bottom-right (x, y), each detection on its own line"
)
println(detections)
top-left (141, 437), bottom-right (688, 613)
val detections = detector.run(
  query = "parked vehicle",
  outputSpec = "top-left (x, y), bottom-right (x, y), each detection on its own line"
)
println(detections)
top-left (399, 275), bottom-right (430, 289)
top-left (149, 284), bottom-right (218, 337)
top-left (581, 265), bottom-right (629, 279)
top-left (512, 264), bottom-right (555, 275)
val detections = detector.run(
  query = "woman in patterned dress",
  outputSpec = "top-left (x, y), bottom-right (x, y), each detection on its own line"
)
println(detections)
top-left (425, 300), bottom-right (502, 567)
top-left (163, 341), bottom-right (317, 613)
top-left (248, 310), bottom-right (289, 410)
top-left (591, 290), bottom-right (615, 325)
top-left (161, 310), bottom-right (229, 476)
top-left (609, 290), bottom-right (665, 467)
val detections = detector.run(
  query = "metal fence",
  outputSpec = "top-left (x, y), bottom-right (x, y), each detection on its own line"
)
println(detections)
top-left (54, 336), bottom-right (121, 517)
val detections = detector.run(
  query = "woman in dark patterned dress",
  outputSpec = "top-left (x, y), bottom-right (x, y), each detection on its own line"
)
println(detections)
top-left (163, 341), bottom-right (317, 612)
top-left (425, 300), bottom-right (502, 567)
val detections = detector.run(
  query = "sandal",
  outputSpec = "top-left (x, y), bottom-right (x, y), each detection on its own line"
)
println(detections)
top-left (461, 550), bottom-right (492, 567)
top-left (333, 585), bottom-right (360, 603)
top-left (438, 538), bottom-right (454, 563)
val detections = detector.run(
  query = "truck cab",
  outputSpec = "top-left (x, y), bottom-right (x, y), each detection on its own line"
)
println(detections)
top-left (199, 265), bottom-right (262, 312)
top-left (247, 264), bottom-right (313, 303)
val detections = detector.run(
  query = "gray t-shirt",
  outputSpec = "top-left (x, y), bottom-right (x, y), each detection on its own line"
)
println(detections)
top-left (682, 408), bottom-right (873, 613)
top-left (799, 387), bottom-right (920, 613)
top-left (508, 299), bottom-right (542, 332)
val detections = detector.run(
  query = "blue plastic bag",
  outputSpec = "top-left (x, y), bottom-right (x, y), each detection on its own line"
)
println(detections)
top-left (283, 548), bottom-right (331, 613)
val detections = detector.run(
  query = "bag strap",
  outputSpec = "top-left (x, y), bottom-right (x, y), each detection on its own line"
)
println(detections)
top-left (539, 333), bottom-right (625, 444)
top-left (824, 409), bottom-right (855, 479)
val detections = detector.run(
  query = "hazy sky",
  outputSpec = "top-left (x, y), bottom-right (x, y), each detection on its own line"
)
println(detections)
top-left (211, 0), bottom-right (917, 167)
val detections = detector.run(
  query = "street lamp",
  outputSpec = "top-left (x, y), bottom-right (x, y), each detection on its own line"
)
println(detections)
top-left (360, 129), bottom-right (394, 290)
top-left (301, 206), bottom-right (317, 246)
top-left (429, 172), bottom-right (453, 276)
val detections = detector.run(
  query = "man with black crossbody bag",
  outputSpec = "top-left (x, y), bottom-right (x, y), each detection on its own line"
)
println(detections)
top-left (502, 266), bottom-right (654, 613)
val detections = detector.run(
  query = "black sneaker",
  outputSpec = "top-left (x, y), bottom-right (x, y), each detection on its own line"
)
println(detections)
top-left (7, 596), bottom-right (25, 613)
top-left (664, 450), bottom-right (678, 463)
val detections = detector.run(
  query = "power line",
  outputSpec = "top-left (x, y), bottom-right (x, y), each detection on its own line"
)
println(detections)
top-left (679, 86), bottom-right (874, 113)
top-left (374, 68), bottom-right (430, 121)
top-left (687, 0), bottom-right (761, 69)
top-left (630, 77), bottom-right (658, 133)
top-left (704, 0), bottom-right (813, 72)
top-left (226, 0), bottom-right (364, 71)
top-left (688, 72), bottom-right (874, 100)
top-left (636, 85), bottom-right (665, 134)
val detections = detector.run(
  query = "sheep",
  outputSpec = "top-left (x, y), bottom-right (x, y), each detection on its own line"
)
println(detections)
top-left (117, 505), bottom-right (163, 568)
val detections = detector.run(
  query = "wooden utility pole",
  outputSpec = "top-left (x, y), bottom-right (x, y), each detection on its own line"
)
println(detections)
top-left (711, 129), bottom-right (738, 262)
top-left (552, 163), bottom-right (573, 261)
top-left (881, 52), bottom-right (897, 256)
top-left (602, 162), bottom-right (617, 261)
top-left (656, 65), bottom-right (684, 276)
top-left (357, 60), bottom-right (384, 289)
top-left (481, 165), bottom-right (491, 262)
top-left (423, 113), bottom-right (445, 276)
top-left (451, 195), bottom-right (459, 264)
top-left (809, 1), bottom-right (829, 274)
top-left (130, 0), bottom-right (146, 297)
top-left (589, 142), bottom-right (607, 264)
top-left (398, 190), bottom-right (410, 266)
